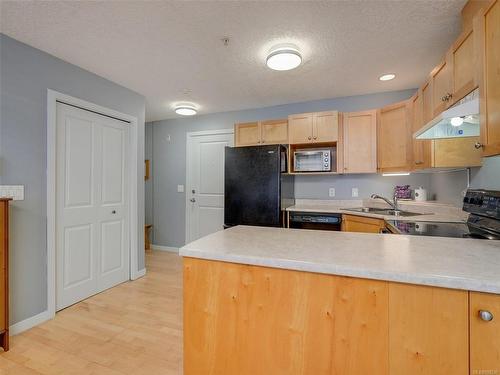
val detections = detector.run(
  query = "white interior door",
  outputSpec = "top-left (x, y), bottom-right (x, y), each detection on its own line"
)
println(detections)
top-left (56, 102), bottom-right (130, 310)
top-left (186, 130), bottom-right (234, 244)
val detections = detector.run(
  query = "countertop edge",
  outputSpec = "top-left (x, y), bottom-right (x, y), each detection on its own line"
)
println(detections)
top-left (179, 248), bottom-right (500, 295)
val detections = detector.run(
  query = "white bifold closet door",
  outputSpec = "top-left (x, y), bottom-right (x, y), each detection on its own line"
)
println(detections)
top-left (56, 102), bottom-right (130, 311)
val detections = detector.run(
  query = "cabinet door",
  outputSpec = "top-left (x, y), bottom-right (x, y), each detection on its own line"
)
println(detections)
top-left (261, 119), bottom-right (288, 145)
top-left (470, 292), bottom-right (500, 375)
top-left (476, 0), bottom-right (500, 156)
top-left (422, 80), bottom-right (434, 124)
top-left (432, 58), bottom-right (453, 117)
top-left (343, 110), bottom-right (377, 173)
top-left (378, 100), bottom-right (412, 172)
top-left (184, 258), bottom-right (389, 375)
top-left (313, 111), bottom-right (338, 143)
top-left (389, 284), bottom-right (469, 375)
top-left (432, 137), bottom-right (482, 167)
top-left (451, 28), bottom-right (477, 103)
top-left (411, 91), bottom-right (432, 169)
top-left (235, 122), bottom-right (260, 146)
top-left (341, 214), bottom-right (385, 233)
top-left (288, 113), bottom-right (313, 144)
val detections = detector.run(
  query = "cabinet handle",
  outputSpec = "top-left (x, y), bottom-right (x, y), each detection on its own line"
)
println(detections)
top-left (415, 161), bottom-right (423, 165)
top-left (441, 96), bottom-right (446, 102)
top-left (475, 142), bottom-right (484, 149)
top-left (262, 140), bottom-right (265, 143)
top-left (308, 136), bottom-right (312, 140)
top-left (479, 310), bottom-right (494, 322)
top-left (313, 136), bottom-right (317, 140)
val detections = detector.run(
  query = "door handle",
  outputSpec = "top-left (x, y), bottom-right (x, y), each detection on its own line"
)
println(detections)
top-left (111, 210), bottom-right (116, 214)
top-left (190, 198), bottom-right (196, 203)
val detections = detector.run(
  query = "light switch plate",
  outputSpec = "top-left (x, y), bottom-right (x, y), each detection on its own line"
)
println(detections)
top-left (0, 185), bottom-right (25, 200)
top-left (351, 187), bottom-right (359, 197)
top-left (177, 184), bottom-right (185, 193)
top-left (329, 187), bottom-right (336, 197)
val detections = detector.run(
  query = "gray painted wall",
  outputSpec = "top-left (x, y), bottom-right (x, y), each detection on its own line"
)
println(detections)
top-left (294, 173), bottom-right (432, 200)
top-left (429, 156), bottom-right (500, 206)
top-left (0, 34), bottom-right (146, 325)
top-left (146, 88), bottom-right (432, 248)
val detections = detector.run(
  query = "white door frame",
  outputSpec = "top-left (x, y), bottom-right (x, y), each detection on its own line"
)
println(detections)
top-left (185, 128), bottom-right (234, 245)
top-left (47, 89), bottom-right (139, 319)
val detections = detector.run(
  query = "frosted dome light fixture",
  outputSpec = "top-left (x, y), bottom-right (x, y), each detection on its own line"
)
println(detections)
top-left (266, 45), bottom-right (302, 71)
top-left (174, 104), bottom-right (197, 116)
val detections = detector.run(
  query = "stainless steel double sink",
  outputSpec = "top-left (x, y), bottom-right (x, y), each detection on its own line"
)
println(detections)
top-left (342, 207), bottom-right (426, 217)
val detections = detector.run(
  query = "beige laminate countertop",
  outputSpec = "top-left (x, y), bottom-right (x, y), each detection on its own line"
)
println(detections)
top-left (286, 204), bottom-right (466, 223)
top-left (180, 225), bottom-right (500, 294)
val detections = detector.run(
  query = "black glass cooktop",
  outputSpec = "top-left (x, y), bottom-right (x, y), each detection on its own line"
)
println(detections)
top-left (386, 220), bottom-right (500, 240)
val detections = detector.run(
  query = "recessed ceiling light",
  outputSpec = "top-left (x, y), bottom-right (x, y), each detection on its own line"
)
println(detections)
top-left (174, 104), bottom-right (197, 116)
top-left (379, 73), bottom-right (396, 81)
top-left (266, 45), bottom-right (302, 71)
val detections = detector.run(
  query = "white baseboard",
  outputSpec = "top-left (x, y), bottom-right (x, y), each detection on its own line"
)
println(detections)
top-left (10, 309), bottom-right (53, 335)
top-left (150, 244), bottom-right (179, 253)
top-left (131, 267), bottom-right (146, 280)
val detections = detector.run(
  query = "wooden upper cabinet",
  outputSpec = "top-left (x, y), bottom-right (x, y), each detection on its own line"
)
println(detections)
top-left (476, 0), bottom-right (500, 156)
top-left (288, 111), bottom-right (338, 144)
top-left (451, 27), bottom-right (477, 103)
top-left (389, 284), bottom-right (469, 375)
top-left (411, 91), bottom-right (432, 169)
top-left (470, 291), bottom-right (500, 375)
top-left (431, 58), bottom-right (453, 117)
top-left (377, 100), bottom-right (413, 172)
top-left (235, 119), bottom-right (288, 147)
top-left (235, 121), bottom-right (260, 146)
top-left (342, 110), bottom-right (377, 173)
top-left (260, 119), bottom-right (288, 145)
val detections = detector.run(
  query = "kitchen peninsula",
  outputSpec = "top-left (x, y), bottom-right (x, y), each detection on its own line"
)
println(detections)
top-left (180, 225), bottom-right (500, 375)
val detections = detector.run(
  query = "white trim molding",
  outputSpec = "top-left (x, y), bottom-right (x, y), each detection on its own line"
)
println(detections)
top-left (46, 89), bottom-right (140, 320)
top-left (151, 244), bottom-right (179, 253)
top-left (10, 310), bottom-right (52, 335)
top-left (131, 268), bottom-right (146, 280)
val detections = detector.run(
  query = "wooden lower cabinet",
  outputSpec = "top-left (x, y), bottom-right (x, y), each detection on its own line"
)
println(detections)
top-left (389, 283), bottom-right (469, 375)
top-left (184, 258), bottom-right (389, 375)
top-left (184, 258), bottom-right (498, 375)
top-left (341, 214), bottom-right (386, 233)
top-left (470, 292), bottom-right (500, 375)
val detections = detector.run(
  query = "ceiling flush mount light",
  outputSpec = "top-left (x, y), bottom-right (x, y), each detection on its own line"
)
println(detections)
top-left (382, 172), bottom-right (410, 177)
top-left (379, 73), bottom-right (396, 81)
top-left (174, 104), bottom-right (197, 116)
top-left (266, 44), bottom-right (302, 71)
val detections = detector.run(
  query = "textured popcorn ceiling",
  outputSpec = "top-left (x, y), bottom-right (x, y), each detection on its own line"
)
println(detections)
top-left (0, 0), bottom-right (467, 121)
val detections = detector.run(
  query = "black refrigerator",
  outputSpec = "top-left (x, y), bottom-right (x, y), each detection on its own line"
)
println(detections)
top-left (224, 145), bottom-right (294, 228)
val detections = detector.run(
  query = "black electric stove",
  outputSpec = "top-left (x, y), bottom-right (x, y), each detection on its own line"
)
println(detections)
top-left (386, 189), bottom-right (500, 240)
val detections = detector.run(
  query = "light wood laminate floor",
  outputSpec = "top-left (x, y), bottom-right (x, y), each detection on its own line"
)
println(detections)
top-left (0, 251), bottom-right (182, 375)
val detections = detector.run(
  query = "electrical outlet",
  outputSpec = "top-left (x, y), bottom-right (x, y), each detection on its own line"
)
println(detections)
top-left (0, 185), bottom-right (24, 200)
top-left (177, 184), bottom-right (184, 193)
top-left (351, 187), bottom-right (359, 197)
top-left (329, 187), bottom-right (336, 197)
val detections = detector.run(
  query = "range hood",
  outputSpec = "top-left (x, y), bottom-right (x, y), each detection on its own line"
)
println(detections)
top-left (414, 88), bottom-right (479, 140)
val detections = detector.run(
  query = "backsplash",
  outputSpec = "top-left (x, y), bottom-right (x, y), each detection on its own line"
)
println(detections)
top-left (294, 173), bottom-right (433, 201)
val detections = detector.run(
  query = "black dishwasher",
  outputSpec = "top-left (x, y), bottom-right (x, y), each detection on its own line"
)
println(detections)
top-left (289, 212), bottom-right (342, 231)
